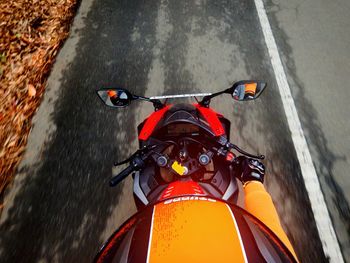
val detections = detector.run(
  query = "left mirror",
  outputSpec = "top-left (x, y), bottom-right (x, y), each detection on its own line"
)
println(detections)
top-left (97, 88), bottom-right (132, 108)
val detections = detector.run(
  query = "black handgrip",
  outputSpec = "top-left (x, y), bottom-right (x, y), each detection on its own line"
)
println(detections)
top-left (109, 164), bottom-right (135, 187)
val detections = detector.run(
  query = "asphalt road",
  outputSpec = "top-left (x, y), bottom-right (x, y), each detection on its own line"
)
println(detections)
top-left (1, 0), bottom-right (349, 262)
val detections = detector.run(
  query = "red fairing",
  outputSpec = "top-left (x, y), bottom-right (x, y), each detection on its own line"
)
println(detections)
top-left (139, 105), bottom-right (172, 141)
top-left (194, 104), bottom-right (225, 136)
top-left (159, 181), bottom-right (205, 201)
top-left (96, 217), bottom-right (137, 263)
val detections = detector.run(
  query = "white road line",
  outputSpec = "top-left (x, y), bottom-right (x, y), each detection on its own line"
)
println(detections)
top-left (253, 0), bottom-right (344, 262)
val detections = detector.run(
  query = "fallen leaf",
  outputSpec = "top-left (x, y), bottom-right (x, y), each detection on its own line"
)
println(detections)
top-left (27, 84), bottom-right (36, 97)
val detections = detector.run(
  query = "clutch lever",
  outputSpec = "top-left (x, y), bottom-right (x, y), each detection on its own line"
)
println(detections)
top-left (113, 145), bottom-right (157, 166)
top-left (114, 157), bottom-right (132, 166)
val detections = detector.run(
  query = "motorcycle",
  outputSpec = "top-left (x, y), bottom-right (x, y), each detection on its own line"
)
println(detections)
top-left (94, 81), bottom-right (296, 263)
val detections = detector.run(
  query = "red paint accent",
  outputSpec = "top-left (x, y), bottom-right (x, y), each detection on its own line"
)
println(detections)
top-left (194, 104), bottom-right (225, 136)
top-left (226, 151), bottom-right (235, 161)
top-left (160, 181), bottom-right (205, 200)
top-left (139, 105), bottom-right (171, 140)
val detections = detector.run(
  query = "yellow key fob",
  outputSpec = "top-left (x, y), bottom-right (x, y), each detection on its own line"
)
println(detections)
top-left (171, 161), bottom-right (187, 176)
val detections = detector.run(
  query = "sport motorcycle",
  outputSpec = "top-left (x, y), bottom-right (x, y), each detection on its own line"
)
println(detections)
top-left (94, 81), bottom-right (297, 263)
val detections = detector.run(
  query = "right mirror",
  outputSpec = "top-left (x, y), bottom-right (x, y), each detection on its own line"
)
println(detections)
top-left (231, 81), bottom-right (266, 101)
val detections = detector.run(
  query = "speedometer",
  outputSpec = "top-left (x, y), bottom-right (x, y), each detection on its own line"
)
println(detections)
top-left (167, 123), bottom-right (199, 135)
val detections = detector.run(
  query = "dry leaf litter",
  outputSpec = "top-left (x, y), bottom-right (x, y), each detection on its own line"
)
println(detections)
top-left (0, 0), bottom-right (78, 208)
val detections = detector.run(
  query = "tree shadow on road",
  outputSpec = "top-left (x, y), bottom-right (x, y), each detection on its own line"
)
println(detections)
top-left (0, 0), bottom-right (159, 262)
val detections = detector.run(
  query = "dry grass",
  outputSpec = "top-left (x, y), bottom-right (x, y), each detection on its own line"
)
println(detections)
top-left (0, 0), bottom-right (78, 201)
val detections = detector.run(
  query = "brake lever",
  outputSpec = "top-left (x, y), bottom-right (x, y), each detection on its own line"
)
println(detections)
top-left (228, 143), bottom-right (265, 160)
top-left (215, 136), bottom-right (265, 160)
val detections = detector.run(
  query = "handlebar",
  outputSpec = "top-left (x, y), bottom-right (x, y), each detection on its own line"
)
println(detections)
top-left (109, 164), bottom-right (135, 187)
top-left (109, 139), bottom-right (264, 187)
top-left (110, 156), bottom-right (145, 187)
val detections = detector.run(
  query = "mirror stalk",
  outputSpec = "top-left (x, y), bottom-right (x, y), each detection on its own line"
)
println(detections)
top-left (133, 95), bottom-right (165, 110)
top-left (199, 90), bottom-right (226, 107)
top-left (151, 99), bottom-right (165, 111)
